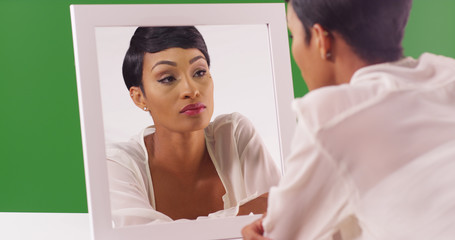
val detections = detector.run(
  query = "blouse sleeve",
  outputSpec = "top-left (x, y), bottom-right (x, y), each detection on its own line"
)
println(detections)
top-left (262, 115), bottom-right (355, 240)
top-left (106, 147), bottom-right (172, 227)
top-left (232, 113), bottom-right (282, 196)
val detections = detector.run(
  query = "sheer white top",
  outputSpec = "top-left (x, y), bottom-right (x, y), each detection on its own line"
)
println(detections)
top-left (264, 53), bottom-right (455, 240)
top-left (107, 112), bottom-right (281, 227)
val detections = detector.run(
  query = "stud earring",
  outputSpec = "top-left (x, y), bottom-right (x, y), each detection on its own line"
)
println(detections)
top-left (143, 107), bottom-right (147, 111)
top-left (321, 51), bottom-right (332, 60)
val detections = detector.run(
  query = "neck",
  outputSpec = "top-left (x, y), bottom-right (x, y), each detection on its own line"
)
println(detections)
top-left (331, 33), bottom-right (371, 85)
top-left (146, 126), bottom-right (208, 176)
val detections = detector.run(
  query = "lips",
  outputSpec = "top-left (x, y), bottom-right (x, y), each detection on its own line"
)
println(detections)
top-left (179, 102), bottom-right (206, 115)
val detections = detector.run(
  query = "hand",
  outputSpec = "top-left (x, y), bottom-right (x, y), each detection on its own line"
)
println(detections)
top-left (241, 215), bottom-right (272, 240)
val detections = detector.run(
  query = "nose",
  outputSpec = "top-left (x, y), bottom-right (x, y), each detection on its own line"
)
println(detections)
top-left (180, 75), bottom-right (200, 99)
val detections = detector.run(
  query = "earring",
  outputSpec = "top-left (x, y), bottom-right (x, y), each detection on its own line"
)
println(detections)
top-left (143, 107), bottom-right (147, 111)
top-left (321, 51), bottom-right (332, 60)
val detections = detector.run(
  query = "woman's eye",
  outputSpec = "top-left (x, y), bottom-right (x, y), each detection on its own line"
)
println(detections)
top-left (193, 70), bottom-right (206, 78)
top-left (157, 76), bottom-right (176, 84)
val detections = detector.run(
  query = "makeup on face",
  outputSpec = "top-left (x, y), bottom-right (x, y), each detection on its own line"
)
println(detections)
top-left (140, 48), bottom-right (214, 132)
top-left (179, 102), bottom-right (207, 116)
top-left (150, 56), bottom-right (208, 86)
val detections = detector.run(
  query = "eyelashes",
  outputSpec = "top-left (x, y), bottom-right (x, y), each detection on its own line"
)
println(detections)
top-left (193, 70), bottom-right (206, 78)
top-left (157, 76), bottom-right (176, 84)
top-left (157, 69), bottom-right (208, 85)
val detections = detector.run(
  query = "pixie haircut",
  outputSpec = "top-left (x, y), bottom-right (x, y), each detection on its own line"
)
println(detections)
top-left (122, 26), bottom-right (210, 90)
top-left (287, 0), bottom-right (413, 63)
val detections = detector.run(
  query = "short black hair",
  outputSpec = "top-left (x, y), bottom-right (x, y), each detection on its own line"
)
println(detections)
top-left (287, 0), bottom-right (413, 63)
top-left (122, 26), bottom-right (210, 90)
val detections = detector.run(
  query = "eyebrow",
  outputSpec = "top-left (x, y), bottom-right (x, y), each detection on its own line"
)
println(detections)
top-left (151, 60), bottom-right (177, 70)
top-left (189, 55), bottom-right (206, 64)
top-left (151, 55), bottom-right (206, 71)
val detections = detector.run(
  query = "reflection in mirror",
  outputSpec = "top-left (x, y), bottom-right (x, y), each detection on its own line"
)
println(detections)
top-left (95, 25), bottom-right (283, 227)
top-left (71, 3), bottom-right (294, 239)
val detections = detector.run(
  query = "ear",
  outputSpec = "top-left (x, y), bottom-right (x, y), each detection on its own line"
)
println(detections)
top-left (129, 86), bottom-right (148, 111)
top-left (312, 23), bottom-right (332, 60)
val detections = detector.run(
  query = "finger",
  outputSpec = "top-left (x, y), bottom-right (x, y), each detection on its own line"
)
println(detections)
top-left (241, 219), bottom-right (271, 240)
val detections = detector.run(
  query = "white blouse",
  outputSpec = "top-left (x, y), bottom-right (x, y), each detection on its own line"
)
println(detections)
top-left (263, 53), bottom-right (455, 239)
top-left (106, 112), bottom-right (281, 227)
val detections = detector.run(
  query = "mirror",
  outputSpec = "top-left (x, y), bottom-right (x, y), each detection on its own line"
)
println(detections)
top-left (71, 3), bottom-right (295, 239)
top-left (95, 24), bottom-right (282, 171)
top-left (97, 24), bottom-right (284, 227)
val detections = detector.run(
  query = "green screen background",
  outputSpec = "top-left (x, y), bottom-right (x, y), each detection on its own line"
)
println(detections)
top-left (1, 0), bottom-right (454, 213)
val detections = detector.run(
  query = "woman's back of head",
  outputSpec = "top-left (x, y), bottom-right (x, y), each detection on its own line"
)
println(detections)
top-left (287, 0), bottom-right (413, 64)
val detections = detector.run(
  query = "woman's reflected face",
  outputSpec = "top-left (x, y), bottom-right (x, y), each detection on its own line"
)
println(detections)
top-left (141, 47), bottom-right (214, 133)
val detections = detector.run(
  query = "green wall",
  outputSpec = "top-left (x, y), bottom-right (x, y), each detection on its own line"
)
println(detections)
top-left (1, 0), bottom-right (454, 213)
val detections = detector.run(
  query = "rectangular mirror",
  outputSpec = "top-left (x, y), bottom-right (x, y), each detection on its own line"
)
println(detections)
top-left (96, 24), bottom-right (283, 172)
top-left (71, 3), bottom-right (295, 239)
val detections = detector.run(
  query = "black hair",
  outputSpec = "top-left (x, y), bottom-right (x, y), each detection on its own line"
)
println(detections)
top-left (122, 26), bottom-right (210, 90)
top-left (286, 0), bottom-right (413, 63)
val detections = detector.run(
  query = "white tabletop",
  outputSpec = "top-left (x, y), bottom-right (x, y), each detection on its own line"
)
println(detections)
top-left (0, 212), bottom-right (90, 240)
top-left (0, 212), bottom-right (247, 239)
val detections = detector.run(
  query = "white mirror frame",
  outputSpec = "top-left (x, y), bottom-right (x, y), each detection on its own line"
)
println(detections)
top-left (70, 3), bottom-right (295, 240)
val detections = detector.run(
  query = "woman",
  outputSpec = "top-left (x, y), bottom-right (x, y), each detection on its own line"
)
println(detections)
top-left (243, 0), bottom-right (455, 239)
top-left (107, 26), bottom-right (281, 227)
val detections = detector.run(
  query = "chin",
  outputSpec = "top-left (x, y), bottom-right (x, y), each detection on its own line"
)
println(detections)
top-left (182, 117), bottom-right (211, 132)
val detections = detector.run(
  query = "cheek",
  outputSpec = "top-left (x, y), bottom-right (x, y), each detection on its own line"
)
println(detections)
top-left (146, 89), bottom-right (174, 116)
top-left (291, 40), bottom-right (307, 75)
top-left (206, 79), bottom-right (214, 110)
top-left (291, 42), bottom-right (301, 64)
top-left (203, 75), bottom-right (214, 93)
top-left (200, 76), bottom-right (214, 117)
top-left (208, 78), bottom-right (214, 97)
